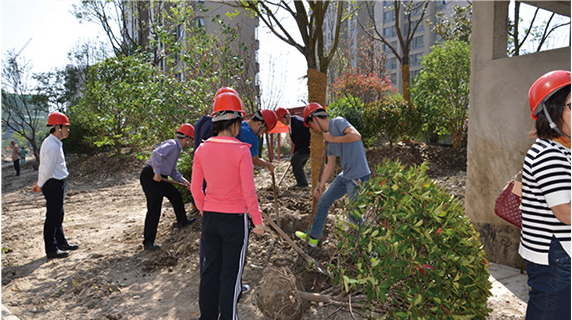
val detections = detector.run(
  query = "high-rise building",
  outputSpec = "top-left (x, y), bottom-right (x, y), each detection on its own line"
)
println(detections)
top-left (122, 1), bottom-right (260, 101)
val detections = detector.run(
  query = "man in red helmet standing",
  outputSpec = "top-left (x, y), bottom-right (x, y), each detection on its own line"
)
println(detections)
top-left (32, 112), bottom-right (79, 259)
top-left (140, 124), bottom-right (197, 251)
top-left (295, 103), bottom-right (371, 247)
top-left (236, 108), bottom-right (278, 173)
top-left (275, 107), bottom-right (311, 188)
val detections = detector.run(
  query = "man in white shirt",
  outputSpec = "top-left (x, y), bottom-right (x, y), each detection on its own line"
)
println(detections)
top-left (32, 112), bottom-right (79, 259)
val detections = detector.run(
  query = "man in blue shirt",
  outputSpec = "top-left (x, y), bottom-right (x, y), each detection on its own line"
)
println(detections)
top-left (236, 109), bottom-right (278, 173)
top-left (140, 124), bottom-right (196, 251)
top-left (295, 103), bottom-right (371, 247)
top-left (195, 109), bottom-right (278, 173)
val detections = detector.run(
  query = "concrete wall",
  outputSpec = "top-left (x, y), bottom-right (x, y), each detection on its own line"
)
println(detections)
top-left (467, 1), bottom-right (570, 268)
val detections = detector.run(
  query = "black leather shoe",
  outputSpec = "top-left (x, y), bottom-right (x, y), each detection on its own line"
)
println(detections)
top-left (178, 218), bottom-right (197, 229)
top-left (59, 243), bottom-right (79, 251)
top-left (47, 249), bottom-right (69, 259)
top-left (143, 243), bottom-right (161, 251)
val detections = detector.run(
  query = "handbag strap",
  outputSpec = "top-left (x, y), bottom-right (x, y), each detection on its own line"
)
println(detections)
top-left (511, 170), bottom-right (522, 181)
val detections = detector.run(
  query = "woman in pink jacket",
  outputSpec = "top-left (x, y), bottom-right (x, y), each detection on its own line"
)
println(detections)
top-left (191, 92), bottom-right (265, 320)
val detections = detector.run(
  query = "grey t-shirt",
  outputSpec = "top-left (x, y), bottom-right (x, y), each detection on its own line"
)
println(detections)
top-left (327, 117), bottom-right (371, 180)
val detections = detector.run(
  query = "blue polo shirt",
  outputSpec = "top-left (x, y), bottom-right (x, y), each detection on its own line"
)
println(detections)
top-left (327, 117), bottom-right (371, 180)
top-left (236, 120), bottom-right (258, 157)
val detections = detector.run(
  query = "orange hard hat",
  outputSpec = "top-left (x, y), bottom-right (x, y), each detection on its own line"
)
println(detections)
top-left (303, 103), bottom-right (326, 127)
top-left (47, 112), bottom-right (70, 126)
top-left (260, 109), bottom-right (278, 131)
top-left (275, 107), bottom-right (288, 120)
top-left (176, 123), bottom-right (194, 138)
top-left (529, 70), bottom-right (571, 120)
top-left (214, 87), bottom-right (238, 101)
top-left (212, 92), bottom-right (245, 122)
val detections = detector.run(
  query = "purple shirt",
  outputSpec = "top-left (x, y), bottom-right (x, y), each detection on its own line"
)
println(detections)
top-left (146, 139), bottom-right (184, 182)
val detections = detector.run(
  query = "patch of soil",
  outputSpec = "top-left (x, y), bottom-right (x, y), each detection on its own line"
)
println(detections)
top-left (1, 142), bottom-right (521, 320)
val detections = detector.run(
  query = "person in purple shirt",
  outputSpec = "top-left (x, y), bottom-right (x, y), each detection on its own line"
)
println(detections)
top-left (140, 124), bottom-right (197, 251)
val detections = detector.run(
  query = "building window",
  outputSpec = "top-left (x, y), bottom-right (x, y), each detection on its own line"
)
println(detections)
top-left (411, 69), bottom-right (421, 81)
top-left (383, 26), bottom-right (396, 38)
top-left (384, 10), bottom-right (395, 22)
top-left (196, 17), bottom-right (205, 29)
top-left (409, 53), bottom-right (423, 67)
top-left (412, 35), bottom-right (424, 49)
top-left (388, 57), bottom-right (397, 69)
top-left (390, 73), bottom-right (397, 85)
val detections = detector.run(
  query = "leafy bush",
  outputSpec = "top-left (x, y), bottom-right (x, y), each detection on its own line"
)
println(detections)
top-left (363, 93), bottom-right (421, 145)
top-left (331, 68), bottom-right (394, 106)
top-left (329, 160), bottom-right (491, 319)
top-left (176, 151), bottom-right (195, 204)
top-left (328, 96), bottom-right (366, 136)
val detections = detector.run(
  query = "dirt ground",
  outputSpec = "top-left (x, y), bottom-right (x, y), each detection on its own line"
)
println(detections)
top-left (1, 142), bottom-right (525, 320)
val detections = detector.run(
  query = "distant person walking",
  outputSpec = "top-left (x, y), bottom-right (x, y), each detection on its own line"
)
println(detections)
top-left (20, 147), bottom-right (27, 165)
top-left (11, 141), bottom-right (21, 176)
top-left (32, 112), bottom-right (79, 259)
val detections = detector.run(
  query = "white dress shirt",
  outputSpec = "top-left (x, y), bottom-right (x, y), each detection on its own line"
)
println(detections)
top-left (37, 134), bottom-right (69, 187)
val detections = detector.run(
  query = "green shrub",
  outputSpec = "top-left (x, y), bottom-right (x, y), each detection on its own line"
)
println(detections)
top-left (329, 160), bottom-right (491, 319)
top-left (328, 96), bottom-right (366, 137)
top-left (176, 151), bottom-right (194, 204)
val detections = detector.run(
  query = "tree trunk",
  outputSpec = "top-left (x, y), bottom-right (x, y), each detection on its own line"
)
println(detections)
top-left (307, 68), bottom-right (328, 192)
top-left (401, 63), bottom-right (411, 103)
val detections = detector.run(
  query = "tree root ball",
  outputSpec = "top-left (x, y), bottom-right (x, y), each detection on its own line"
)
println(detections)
top-left (255, 266), bottom-right (303, 320)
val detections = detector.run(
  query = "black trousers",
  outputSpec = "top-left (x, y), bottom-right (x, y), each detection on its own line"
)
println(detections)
top-left (13, 159), bottom-right (20, 176)
top-left (140, 166), bottom-right (188, 245)
top-left (291, 151), bottom-right (309, 187)
top-left (200, 212), bottom-right (249, 320)
top-left (42, 179), bottom-right (68, 253)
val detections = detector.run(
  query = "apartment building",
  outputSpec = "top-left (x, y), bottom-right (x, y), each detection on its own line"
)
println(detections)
top-left (122, 1), bottom-right (260, 98)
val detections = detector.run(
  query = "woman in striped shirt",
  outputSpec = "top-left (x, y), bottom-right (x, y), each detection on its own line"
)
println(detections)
top-left (520, 70), bottom-right (571, 320)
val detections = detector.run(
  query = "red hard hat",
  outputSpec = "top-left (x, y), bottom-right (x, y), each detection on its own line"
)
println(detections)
top-left (529, 70), bottom-right (571, 120)
top-left (47, 112), bottom-right (70, 126)
top-left (177, 123), bottom-right (194, 138)
top-left (214, 87), bottom-right (238, 101)
top-left (212, 92), bottom-right (245, 121)
top-left (303, 103), bottom-right (326, 127)
top-left (275, 107), bottom-right (288, 120)
top-left (260, 109), bottom-right (278, 131)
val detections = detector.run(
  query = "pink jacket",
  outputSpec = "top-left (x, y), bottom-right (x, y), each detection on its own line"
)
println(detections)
top-left (191, 136), bottom-right (262, 225)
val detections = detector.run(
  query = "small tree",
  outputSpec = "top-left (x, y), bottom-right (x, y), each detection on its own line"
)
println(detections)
top-left (360, 1), bottom-right (430, 103)
top-left (331, 68), bottom-right (393, 106)
top-left (425, 2), bottom-right (472, 43)
top-left (412, 40), bottom-right (470, 148)
top-left (330, 160), bottom-right (491, 318)
top-left (1, 51), bottom-right (49, 166)
top-left (72, 55), bottom-right (164, 154)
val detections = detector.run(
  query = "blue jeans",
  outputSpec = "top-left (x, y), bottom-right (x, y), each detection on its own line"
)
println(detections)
top-left (309, 173), bottom-right (369, 240)
top-left (525, 236), bottom-right (571, 320)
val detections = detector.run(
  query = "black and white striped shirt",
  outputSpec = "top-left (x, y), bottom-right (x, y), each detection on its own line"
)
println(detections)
top-left (519, 138), bottom-right (571, 265)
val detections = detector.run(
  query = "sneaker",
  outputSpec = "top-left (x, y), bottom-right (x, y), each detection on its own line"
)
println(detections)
top-left (295, 231), bottom-right (318, 247)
